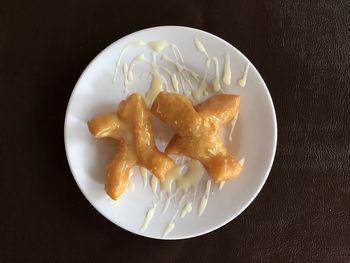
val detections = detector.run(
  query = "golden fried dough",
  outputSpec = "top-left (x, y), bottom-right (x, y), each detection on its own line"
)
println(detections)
top-left (88, 93), bottom-right (174, 200)
top-left (151, 92), bottom-right (242, 182)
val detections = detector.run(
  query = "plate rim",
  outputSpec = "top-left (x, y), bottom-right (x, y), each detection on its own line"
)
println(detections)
top-left (64, 25), bottom-right (278, 240)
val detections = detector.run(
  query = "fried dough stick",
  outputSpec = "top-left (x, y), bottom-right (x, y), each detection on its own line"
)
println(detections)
top-left (151, 92), bottom-right (242, 182)
top-left (88, 93), bottom-right (174, 200)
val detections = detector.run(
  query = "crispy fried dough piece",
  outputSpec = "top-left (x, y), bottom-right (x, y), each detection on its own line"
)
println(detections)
top-left (151, 92), bottom-right (241, 182)
top-left (151, 92), bottom-right (201, 137)
top-left (88, 93), bottom-right (174, 200)
top-left (195, 94), bottom-right (240, 126)
top-left (105, 140), bottom-right (136, 200)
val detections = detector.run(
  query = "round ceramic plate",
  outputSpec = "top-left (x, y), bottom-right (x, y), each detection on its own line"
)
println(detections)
top-left (64, 26), bottom-right (277, 239)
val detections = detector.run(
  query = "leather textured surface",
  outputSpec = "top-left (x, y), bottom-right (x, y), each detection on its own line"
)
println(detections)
top-left (0, 0), bottom-right (349, 262)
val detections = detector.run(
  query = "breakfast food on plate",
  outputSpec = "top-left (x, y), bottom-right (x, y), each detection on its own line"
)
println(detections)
top-left (151, 92), bottom-right (242, 182)
top-left (88, 93), bottom-right (174, 200)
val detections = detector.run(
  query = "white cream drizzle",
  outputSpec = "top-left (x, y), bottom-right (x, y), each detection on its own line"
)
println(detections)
top-left (151, 175), bottom-right (159, 197)
top-left (205, 180), bottom-right (212, 196)
top-left (162, 209), bottom-right (180, 238)
top-left (179, 76), bottom-right (186, 95)
top-left (140, 167), bottom-right (148, 189)
top-left (219, 181), bottom-right (225, 190)
top-left (163, 222), bottom-right (175, 238)
top-left (171, 44), bottom-right (185, 63)
top-left (223, 53), bottom-right (231, 85)
top-left (198, 196), bottom-right (208, 216)
top-left (160, 160), bottom-right (204, 218)
top-left (120, 52), bottom-right (169, 102)
top-left (127, 54), bottom-right (147, 82)
top-left (238, 158), bottom-right (245, 167)
top-left (122, 63), bottom-right (129, 93)
top-left (161, 165), bottom-right (184, 194)
top-left (113, 40), bottom-right (145, 83)
top-left (170, 74), bottom-right (179, 93)
top-left (228, 111), bottom-right (239, 141)
top-left (193, 38), bottom-right (221, 96)
top-left (192, 79), bottom-right (208, 101)
top-left (209, 57), bottom-right (222, 92)
top-left (148, 40), bottom-right (169, 53)
top-left (180, 202), bottom-right (192, 218)
top-left (178, 193), bottom-right (186, 205)
top-left (238, 63), bottom-right (249, 87)
top-left (140, 206), bottom-right (156, 232)
top-left (152, 52), bottom-right (157, 66)
top-left (195, 38), bottom-right (209, 58)
top-left (176, 160), bottom-right (204, 193)
top-left (181, 76), bottom-right (192, 96)
top-left (170, 45), bottom-right (191, 95)
top-left (192, 78), bottom-right (208, 101)
top-left (145, 69), bottom-right (167, 106)
top-left (162, 195), bottom-right (173, 214)
top-left (113, 40), bottom-right (191, 101)
top-left (159, 66), bottom-right (179, 92)
top-left (161, 55), bottom-right (199, 80)
top-left (192, 60), bottom-right (210, 100)
top-left (193, 56), bottom-right (222, 99)
top-left (127, 170), bottom-right (135, 192)
top-left (161, 160), bottom-right (204, 195)
top-left (198, 180), bottom-right (211, 216)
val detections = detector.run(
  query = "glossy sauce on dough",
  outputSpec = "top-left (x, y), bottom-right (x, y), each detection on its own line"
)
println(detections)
top-left (151, 92), bottom-right (242, 182)
top-left (88, 93), bottom-right (174, 200)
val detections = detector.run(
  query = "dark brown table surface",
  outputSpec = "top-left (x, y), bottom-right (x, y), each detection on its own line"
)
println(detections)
top-left (1, 0), bottom-right (349, 262)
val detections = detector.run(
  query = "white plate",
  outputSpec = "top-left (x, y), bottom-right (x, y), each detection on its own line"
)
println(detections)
top-left (64, 26), bottom-right (277, 239)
